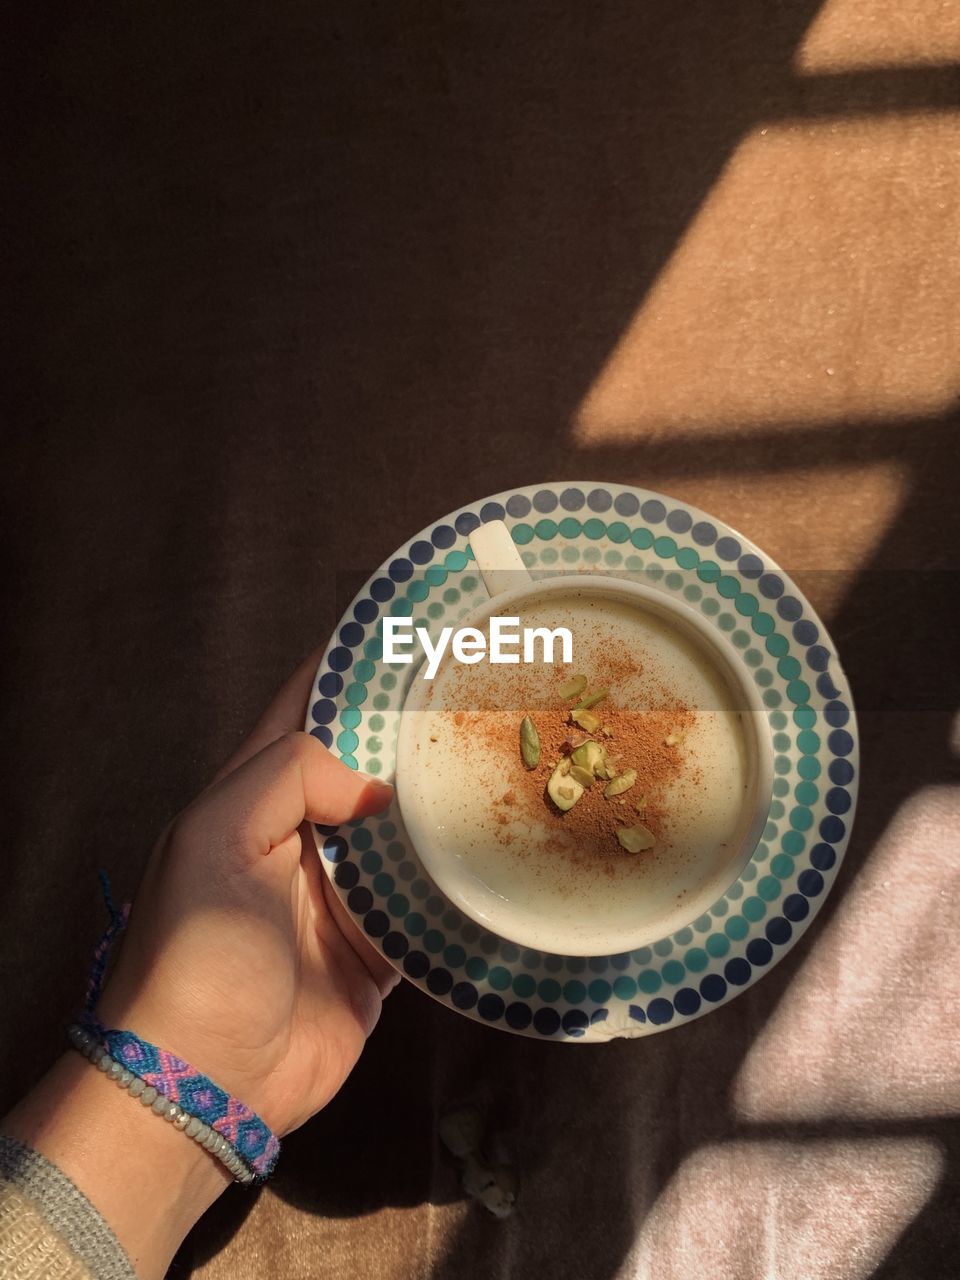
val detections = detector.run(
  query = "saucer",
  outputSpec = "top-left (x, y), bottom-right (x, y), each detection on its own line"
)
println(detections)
top-left (306, 483), bottom-right (858, 1041)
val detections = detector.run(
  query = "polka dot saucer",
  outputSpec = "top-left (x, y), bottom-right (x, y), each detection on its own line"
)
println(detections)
top-left (306, 483), bottom-right (858, 1041)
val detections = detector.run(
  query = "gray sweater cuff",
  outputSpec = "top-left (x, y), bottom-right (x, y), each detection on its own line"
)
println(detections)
top-left (0, 1133), bottom-right (137, 1280)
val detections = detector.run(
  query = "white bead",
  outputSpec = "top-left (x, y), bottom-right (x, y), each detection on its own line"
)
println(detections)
top-left (174, 1112), bottom-right (191, 1131)
top-left (108, 1062), bottom-right (123, 1079)
top-left (97, 1055), bottom-right (112, 1073)
top-left (119, 1070), bottom-right (134, 1087)
top-left (140, 1086), bottom-right (157, 1106)
top-left (164, 1103), bottom-right (180, 1122)
top-left (128, 1077), bottom-right (145, 1097)
top-left (151, 1095), bottom-right (168, 1114)
top-left (184, 1117), bottom-right (202, 1138)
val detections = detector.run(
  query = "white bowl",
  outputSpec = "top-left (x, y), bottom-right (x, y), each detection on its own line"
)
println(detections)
top-left (395, 525), bottom-right (773, 956)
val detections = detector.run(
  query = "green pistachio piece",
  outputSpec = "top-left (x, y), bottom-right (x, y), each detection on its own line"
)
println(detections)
top-left (568, 764), bottom-right (595, 788)
top-left (616, 824), bottom-right (656, 853)
top-left (571, 739), bottom-right (615, 780)
top-left (570, 708), bottom-right (601, 733)
top-left (547, 761), bottom-right (584, 811)
top-left (519, 715), bottom-right (541, 769)
top-left (575, 687), bottom-right (610, 712)
top-left (558, 674), bottom-right (588, 700)
top-left (571, 740), bottom-right (605, 776)
top-left (604, 768), bottom-right (637, 798)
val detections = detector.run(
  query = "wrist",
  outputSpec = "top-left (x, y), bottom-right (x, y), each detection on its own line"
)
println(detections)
top-left (97, 975), bottom-right (285, 1130)
top-left (69, 1024), bottom-right (265, 1185)
top-left (3, 1051), bottom-right (230, 1280)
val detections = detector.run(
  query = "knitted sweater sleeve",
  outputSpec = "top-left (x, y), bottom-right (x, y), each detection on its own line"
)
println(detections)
top-left (0, 1135), bottom-right (137, 1279)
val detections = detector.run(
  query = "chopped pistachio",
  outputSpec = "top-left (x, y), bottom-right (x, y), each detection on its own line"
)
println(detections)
top-left (558, 674), bottom-right (588, 700)
top-left (571, 740), bottom-right (606, 777)
top-left (664, 732), bottom-right (685, 747)
top-left (604, 768), bottom-right (637, 797)
top-left (568, 764), bottom-right (595, 788)
top-left (600, 724), bottom-right (614, 737)
top-left (519, 716), bottom-right (541, 769)
top-left (547, 761), bottom-right (584, 811)
top-left (575, 687), bottom-right (610, 712)
top-left (616, 824), bottom-right (656, 853)
top-left (635, 794), bottom-right (648, 813)
top-left (557, 755), bottom-right (572, 776)
top-left (570, 708), bottom-right (601, 733)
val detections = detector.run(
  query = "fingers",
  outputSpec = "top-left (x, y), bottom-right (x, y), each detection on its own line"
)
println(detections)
top-left (182, 732), bottom-right (393, 861)
top-left (299, 824), bottom-right (400, 999)
top-left (321, 873), bottom-right (401, 1000)
top-left (198, 653), bottom-right (402, 998)
top-left (212, 647), bottom-right (326, 784)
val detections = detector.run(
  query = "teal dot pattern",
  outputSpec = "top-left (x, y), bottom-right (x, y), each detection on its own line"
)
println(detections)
top-left (309, 485), bottom-right (857, 1043)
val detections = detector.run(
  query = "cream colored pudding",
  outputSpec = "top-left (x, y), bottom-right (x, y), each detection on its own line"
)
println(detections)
top-left (398, 589), bottom-right (760, 952)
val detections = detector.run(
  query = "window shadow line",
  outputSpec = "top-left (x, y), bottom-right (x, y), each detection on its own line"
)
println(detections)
top-left (765, 62), bottom-right (960, 121)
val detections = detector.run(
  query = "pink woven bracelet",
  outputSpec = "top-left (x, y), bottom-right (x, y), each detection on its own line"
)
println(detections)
top-left (69, 873), bottom-right (281, 1185)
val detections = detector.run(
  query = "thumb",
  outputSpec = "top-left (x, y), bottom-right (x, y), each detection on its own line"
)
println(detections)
top-left (179, 732), bottom-right (393, 861)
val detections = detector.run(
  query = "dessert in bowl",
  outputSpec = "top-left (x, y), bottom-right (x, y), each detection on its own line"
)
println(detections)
top-left (396, 522), bottom-right (773, 956)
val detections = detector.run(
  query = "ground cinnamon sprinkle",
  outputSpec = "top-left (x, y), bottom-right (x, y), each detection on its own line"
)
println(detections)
top-left (457, 645), bottom-right (699, 876)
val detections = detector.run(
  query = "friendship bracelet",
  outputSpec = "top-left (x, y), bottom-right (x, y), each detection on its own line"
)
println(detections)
top-left (68, 1025), bottom-right (260, 1185)
top-left (68, 873), bottom-right (281, 1186)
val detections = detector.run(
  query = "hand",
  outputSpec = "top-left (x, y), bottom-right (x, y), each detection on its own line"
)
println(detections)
top-left (2, 651), bottom-right (397, 1279)
top-left (97, 650), bottom-right (398, 1137)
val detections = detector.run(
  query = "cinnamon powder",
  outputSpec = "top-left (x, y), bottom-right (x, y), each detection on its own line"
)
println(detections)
top-left (454, 645), bottom-right (701, 876)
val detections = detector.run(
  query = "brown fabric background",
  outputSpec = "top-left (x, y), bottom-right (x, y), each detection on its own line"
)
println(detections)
top-left (3, 3), bottom-right (959, 1277)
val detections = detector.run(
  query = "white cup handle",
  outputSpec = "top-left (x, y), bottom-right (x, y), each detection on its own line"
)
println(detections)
top-left (469, 519), bottom-right (532, 599)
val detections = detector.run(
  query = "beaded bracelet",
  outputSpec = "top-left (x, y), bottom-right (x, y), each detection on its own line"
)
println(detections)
top-left (68, 1024), bottom-right (258, 1185)
top-left (68, 874), bottom-right (281, 1187)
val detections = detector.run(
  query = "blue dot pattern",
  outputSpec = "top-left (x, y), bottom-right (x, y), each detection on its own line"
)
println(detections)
top-left (307, 483), bottom-right (856, 1042)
